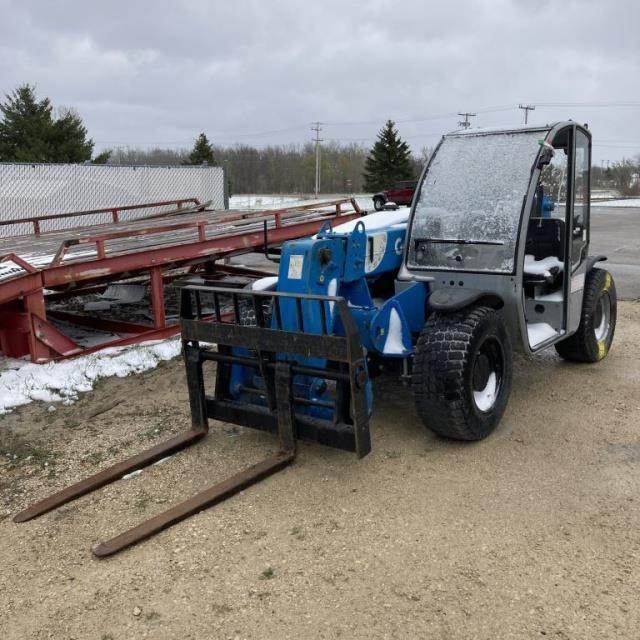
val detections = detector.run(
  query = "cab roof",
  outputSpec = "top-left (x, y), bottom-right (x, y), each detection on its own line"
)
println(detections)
top-left (445, 121), bottom-right (581, 139)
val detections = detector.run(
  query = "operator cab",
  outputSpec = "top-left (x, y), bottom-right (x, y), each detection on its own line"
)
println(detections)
top-left (401, 120), bottom-right (595, 355)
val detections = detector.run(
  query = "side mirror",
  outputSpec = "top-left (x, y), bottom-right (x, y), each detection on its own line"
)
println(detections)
top-left (537, 141), bottom-right (555, 168)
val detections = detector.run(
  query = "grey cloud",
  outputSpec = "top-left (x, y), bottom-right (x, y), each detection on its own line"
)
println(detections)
top-left (0, 0), bottom-right (638, 163)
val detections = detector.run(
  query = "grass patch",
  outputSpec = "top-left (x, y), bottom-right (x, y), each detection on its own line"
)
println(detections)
top-left (259, 566), bottom-right (275, 580)
top-left (85, 451), bottom-right (105, 466)
top-left (134, 492), bottom-right (151, 511)
top-left (1, 440), bottom-right (60, 471)
top-left (290, 526), bottom-right (305, 540)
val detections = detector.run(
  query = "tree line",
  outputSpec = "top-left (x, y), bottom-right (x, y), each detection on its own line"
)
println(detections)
top-left (109, 139), bottom-right (385, 193)
top-left (1, 84), bottom-right (638, 196)
top-left (108, 123), bottom-right (428, 194)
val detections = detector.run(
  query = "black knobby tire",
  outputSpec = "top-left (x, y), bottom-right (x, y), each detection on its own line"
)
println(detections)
top-left (555, 268), bottom-right (617, 363)
top-left (412, 306), bottom-right (513, 440)
top-left (373, 197), bottom-right (385, 211)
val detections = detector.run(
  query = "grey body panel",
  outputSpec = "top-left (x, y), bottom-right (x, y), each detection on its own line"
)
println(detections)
top-left (428, 287), bottom-right (503, 312)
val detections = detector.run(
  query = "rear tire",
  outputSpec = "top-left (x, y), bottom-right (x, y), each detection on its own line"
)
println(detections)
top-left (373, 196), bottom-right (385, 211)
top-left (412, 306), bottom-right (513, 440)
top-left (555, 268), bottom-right (616, 362)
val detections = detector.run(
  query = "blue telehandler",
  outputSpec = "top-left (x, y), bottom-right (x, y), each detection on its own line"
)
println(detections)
top-left (16, 122), bottom-right (617, 556)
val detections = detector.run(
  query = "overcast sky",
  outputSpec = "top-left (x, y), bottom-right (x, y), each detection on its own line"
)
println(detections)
top-left (1, 0), bottom-right (638, 164)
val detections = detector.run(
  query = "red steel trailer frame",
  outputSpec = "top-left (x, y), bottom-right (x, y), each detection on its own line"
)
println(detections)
top-left (0, 197), bottom-right (363, 363)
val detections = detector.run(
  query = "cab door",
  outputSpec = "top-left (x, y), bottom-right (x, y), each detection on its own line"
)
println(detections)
top-left (566, 126), bottom-right (591, 335)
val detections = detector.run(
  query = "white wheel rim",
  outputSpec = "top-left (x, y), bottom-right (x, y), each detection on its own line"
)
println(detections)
top-left (594, 295), bottom-right (611, 342)
top-left (473, 372), bottom-right (498, 412)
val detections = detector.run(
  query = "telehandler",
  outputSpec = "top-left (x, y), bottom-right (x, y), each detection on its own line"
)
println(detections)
top-left (15, 121), bottom-right (616, 555)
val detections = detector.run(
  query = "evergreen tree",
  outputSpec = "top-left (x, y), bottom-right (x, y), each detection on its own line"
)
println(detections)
top-left (92, 149), bottom-right (112, 164)
top-left (363, 120), bottom-right (414, 192)
top-left (0, 85), bottom-right (54, 161)
top-left (49, 107), bottom-right (94, 162)
top-left (0, 84), bottom-right (94, 163)
top-left (188, 133), bottom-right (216, 165)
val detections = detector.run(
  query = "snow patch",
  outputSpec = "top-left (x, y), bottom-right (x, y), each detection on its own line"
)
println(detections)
top-left (592, 198), bottom-right (640, 208)
top-left (331, 210), bottom-right (409, 234)
top-left (0, 338), bottom-right (181, 415)
top-left (229, 194), bottom-right (373, 213)
top-left (527, 322), bottom-right (558, 348)
top-left (535, 290), bottom-right (563, 302)
top-left (327, 278), bottom-right (338, 317)
top-left (251, 276), bottom-right (278, 291)
top-left (122, 469), bottom-right (143, 480)
top-left (383, 308), bottom-right (405, 355)
top-left (524, 255), bottom-right (564, 278)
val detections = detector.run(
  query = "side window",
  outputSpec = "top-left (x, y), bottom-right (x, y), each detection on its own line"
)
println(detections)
top-left (572, 130), bottom-right (590, 266)
top-left (539, 147), bottom-right (568, 221)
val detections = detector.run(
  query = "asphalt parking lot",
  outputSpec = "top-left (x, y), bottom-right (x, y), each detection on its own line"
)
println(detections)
top-left (591, 206), bottom-right (640, 299)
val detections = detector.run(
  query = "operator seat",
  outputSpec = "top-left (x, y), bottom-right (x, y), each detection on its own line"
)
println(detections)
top-left (523, 185), bottom-right (565, 288)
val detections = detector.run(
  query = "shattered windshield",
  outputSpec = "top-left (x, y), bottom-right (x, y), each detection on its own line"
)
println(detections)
top-left (407, 130), bottom-right (543, 273)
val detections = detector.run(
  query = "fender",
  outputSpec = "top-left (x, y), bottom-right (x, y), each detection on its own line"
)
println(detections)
top-left (428, 288), bottom-right (503, 313)
top-left (585, 254), bottom-right (607, 273)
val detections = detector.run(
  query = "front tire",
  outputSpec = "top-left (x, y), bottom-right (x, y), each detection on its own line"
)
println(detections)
top-left (555, 268), bottom-right (617, 362)
top-left (373, 196), bottom-right (385, 211)
top-left (412, 306), bottom-right (513, 440)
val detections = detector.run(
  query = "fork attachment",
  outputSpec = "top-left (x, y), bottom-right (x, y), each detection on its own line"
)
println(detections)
top-left (14, 281), bottom-right (370, 557)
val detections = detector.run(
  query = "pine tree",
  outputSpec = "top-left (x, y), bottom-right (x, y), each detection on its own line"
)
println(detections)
top-left (92, 149), bottom-right (112, 164)
top-left (49, 107), bottom-right (94, 163)
top-left (0, 84), bottom-right (94, 163)
top-left (0, 85), bottom-right (54, 162)
top-left (363, 120), bottom-right (414, 192)
top-left (188, 133), bottom-right (216, 165)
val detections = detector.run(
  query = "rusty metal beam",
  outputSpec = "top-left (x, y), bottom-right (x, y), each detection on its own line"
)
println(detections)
top-left (46, 310), bottom-right (154, 335)
top-left (149, 267), bottom-right (166, 329)
top-left (41, 213), bottom-right (361, 288)
top-left (0, 198), bottom-right (203, 235)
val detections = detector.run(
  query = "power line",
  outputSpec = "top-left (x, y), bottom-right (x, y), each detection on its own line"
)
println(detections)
top-left (535, 101), bottom-right (640, 108)
top-left (95, 101), bottom-right (640, 147)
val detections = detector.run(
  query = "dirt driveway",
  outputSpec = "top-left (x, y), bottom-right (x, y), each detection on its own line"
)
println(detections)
top-left (1, 302), bottom-right (639, 640)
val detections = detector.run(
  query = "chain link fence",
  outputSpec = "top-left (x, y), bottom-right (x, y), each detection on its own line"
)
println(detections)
top-left (0, 163), bottom-right (227, 237)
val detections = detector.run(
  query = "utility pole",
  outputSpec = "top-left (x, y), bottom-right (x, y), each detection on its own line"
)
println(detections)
top-left (457, 112), bottom-right (476, 130)
top-left (518, 104), bottom-right (535, 125)
top-left (311, 122), bottom-right (323, 197)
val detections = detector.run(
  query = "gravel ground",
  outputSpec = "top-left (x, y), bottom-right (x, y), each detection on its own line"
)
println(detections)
top-left (1, 301), bottom-right (640, 639)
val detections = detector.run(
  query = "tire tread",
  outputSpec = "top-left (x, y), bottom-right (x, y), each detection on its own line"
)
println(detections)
top-left (555, 268), bottom-right (617, 362)
top-left (412, 306), bottom-right (511, 441)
